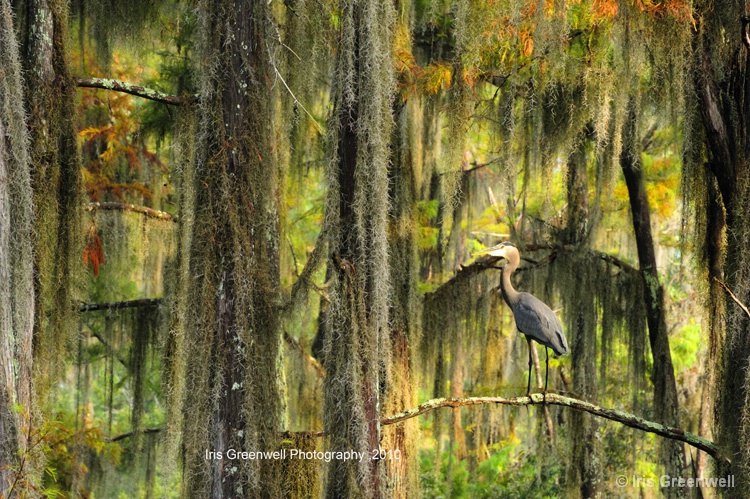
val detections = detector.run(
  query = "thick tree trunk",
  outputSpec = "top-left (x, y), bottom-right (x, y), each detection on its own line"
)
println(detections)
top-left (24, 0), bottom-right (81, 393)
top-left (694, 14), bottom-right (750, 491)
top-left (0, 0), bottom-right (36, 492)
top-left (620, 96), bottom-right (686, 493)
top-left (180, 1), bottom-right (282, 497)
top-left (323, 0), bottom-right (395, 496)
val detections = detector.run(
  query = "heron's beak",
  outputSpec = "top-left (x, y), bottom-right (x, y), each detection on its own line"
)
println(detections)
top-left (472, 245), bottom-right (501, 257)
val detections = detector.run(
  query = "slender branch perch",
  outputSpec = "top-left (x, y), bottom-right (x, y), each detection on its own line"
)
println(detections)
top-left (79, 298), bottom-right (163, 312)
top-left (85, 202), bottom-right (178, 222)
top-left (75, 77), bottom-right (195, 105)
top-left (381, 394), bottom-right (729, 465)
top-left (108, 428), bottom-right (162, 443)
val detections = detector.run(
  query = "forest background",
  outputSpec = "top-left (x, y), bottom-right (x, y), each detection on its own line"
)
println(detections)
top-left (2, 0), bottom-right (750, 497)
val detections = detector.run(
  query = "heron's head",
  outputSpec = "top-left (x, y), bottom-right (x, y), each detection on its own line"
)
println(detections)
top-left (472, 241), bottom-right (517, 261)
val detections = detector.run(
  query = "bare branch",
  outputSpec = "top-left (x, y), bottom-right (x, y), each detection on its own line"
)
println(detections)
top-left (714, 277), bottom-right (750, 320)
top-left (381, 394), bottom-right (729, 465)
top-left (108, 427), bottom-right (162, 443)
top-left (85, 202), bottom-right (178, 222)
top-left (75, 77), bottom-right (195, 105)
top-left (79, 298), bottom-right (163, 313)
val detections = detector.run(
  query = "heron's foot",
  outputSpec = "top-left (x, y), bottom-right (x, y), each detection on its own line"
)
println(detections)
top-left (542, 390), bottom-right (547, 404)
top-left (526, 391), bottom-right (534, 404)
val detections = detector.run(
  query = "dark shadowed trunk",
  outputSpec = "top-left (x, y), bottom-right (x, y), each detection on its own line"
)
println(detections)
top-left (692, 6), bottom-right (750, 491)
top-left (564, 130), bottom-right (601, 498)
top-left (620, 96), bottom-right (685, 492)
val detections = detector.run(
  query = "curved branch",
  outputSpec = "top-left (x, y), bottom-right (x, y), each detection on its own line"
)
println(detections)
top-left (75, 77), bottom-right (196, 105)
top-left (381, 394), bottom-right (729, 465)
top-left (85, 202), bottom-right (178, 222)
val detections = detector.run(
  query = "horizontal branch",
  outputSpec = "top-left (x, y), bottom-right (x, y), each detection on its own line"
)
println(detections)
top-left (75, 77), bottom-right (195, 105)
top-left (85, 202), bottom-right (178, 222)
top-left (106, 393), bottom-right (727, 465)
top-left (79, 298), bottom-right (163, 312)
top-left (381, 394), bottom-right (729, 465)
top-left (108, 427), bottom-right (162, 443)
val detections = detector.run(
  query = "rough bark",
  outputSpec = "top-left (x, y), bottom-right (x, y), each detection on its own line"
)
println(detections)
top-left (620, 96), bottom-right (686, 491)
top-left (0, 0), bottom-right (35, 491)
top-left (692, 11), bottom-right (750, 493)
top-left (24, 0), bottom-right (82, 393)
top-left (322, 0), bottom-right (395, 496)
top-left (180, 0), bottom-right (282, 497)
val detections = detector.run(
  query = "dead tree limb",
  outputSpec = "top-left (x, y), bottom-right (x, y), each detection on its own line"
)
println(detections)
top-left (75, 77), bottom-right (195, 105)
top-left (85, 202), bottom-right (178, 222)
top-left (108, 427), bottom-right (162, 443)
top-left (79, 298), bottom-right (163, 312)
top-left (381, 394), bottom-right (729, 465)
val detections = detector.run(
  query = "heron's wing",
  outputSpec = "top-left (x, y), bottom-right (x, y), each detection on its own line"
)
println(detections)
top-left (514, 293), bottom-right (568, 355)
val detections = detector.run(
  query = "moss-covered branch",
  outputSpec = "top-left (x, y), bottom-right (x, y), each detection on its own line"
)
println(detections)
top-left (85, 202), bottom-right (178, 222)
top-left (381, 394), bottom-right (729, 465)
top-left (75, 77), bottom-right (195, 105)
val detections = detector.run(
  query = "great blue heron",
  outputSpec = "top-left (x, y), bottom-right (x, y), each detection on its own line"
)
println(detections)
top-left (473, 242), bottom-right (568, 397)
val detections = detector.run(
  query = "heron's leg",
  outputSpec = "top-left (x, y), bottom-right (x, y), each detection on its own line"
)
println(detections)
top-left (544, 347), bottom-right (549, 404)
top-left (526, 336), bottom-right (533, 401)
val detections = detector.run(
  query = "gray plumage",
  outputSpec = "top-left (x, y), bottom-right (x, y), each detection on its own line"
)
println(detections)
top-left (513, 291), bottom-right (568, 356)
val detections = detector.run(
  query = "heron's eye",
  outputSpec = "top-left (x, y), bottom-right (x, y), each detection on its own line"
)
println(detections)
top-left (500, 245), bottom-right (505, 249)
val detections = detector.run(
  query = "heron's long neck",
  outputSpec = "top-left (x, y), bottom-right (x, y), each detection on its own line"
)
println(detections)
top-left (500, 259), bottom-right (520, 307)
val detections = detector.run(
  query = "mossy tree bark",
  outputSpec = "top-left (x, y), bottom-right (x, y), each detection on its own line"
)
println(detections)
top-left (322, 0), bottom-right (395, 496)
top-left (0, 0), bottom-right (35, 492)
top-left (620, 95), bottom-right (686, 492)
top-left (692, 4), bottom-right (750, 492)
top-left (563, 129), bottom-right (601, 498)
top-left (179, 0), bottom-right (282, 497)
top-left (382, 95), bottom-right (423, 497)
top-left (23, 0), bottom-right (82, 394)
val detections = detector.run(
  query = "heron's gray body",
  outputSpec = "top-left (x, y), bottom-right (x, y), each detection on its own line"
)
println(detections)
top-left (508, 291), bottom-right (568, 356)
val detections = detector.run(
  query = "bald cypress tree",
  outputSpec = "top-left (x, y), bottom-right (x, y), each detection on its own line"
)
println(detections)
top-left (24, 0), bottom-right (82, 397)
top-left (0, 0), bottom-right (35, 492)
top-left (177, 0), bottom-right (283, 496)
top-left (322, 0), bottom-right (395, 496)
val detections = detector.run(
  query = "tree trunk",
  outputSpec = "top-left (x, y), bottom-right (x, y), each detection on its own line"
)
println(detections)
top-left (620, 95), bottom-right (686, 493)
top-left (322, 0), bottom-right (395, 496)
top-left (693, 8), bottom-right (750, 491)
top-left (0, 0), bottom-right (36, 492)
top-left (24, 0), bottom-right (82, 394)
top-left (180, 1), bottom-right (282, 497)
